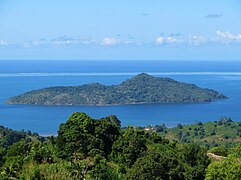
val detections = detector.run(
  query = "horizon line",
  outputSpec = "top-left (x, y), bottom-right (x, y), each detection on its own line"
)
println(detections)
top-left (1, 72), bottom-right (241, 77)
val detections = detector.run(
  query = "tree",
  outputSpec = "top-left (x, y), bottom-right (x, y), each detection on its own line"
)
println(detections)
top-left (69, 160), bottom-right (90, 179)
top-left (57, 112), bottom-right (95, 159)
top-left (181, 144), bottom-right (210, 179)
top-left (5, 139), bottom-right (30, 158)
top-left (205, 156), bottom-right (241, 180)
top-left (94, 115), bottom-right (121, 156)
top-left (0, 147), bottom-right (6, 167)
top-left (126, 148), bottom-right (185, 180)
top-left (57, 112), bottom-right (121, 160)
top-left (28, 141), bottom-right (56, 163)
top-left (177, 123), bottom-right (183, 129)
top-left (209, 146), bottom-right (228, 156)
top-left (205, 144), bottom-right (241, 180)
top-left (0, 156), bottom-right (23, 179)
top-left (111, 127), bottom-right (147, 168)
top-left (89, 156), bottom-right (122, 180)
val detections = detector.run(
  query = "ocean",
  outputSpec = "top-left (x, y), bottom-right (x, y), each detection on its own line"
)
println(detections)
top-left (1, 60), bottom-right (241, 135)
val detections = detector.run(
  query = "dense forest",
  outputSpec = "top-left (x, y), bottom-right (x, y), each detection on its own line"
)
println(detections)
top-left (6, 73), bottom-right (226, 106)
top-left (0, 113), bottom-right (240, 179)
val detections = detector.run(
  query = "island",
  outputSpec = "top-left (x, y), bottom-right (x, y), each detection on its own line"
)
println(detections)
top-left (6, 73), bottom-right (227, 106)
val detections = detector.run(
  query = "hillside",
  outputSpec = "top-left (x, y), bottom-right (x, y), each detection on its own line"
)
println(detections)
top-left (0, 113), bottom-right (240, 179)
top-left (153, 117), bottom-right (241, 147)
top-left (6, 73), bottom-right (227, 106)
top-left (0, 125), bottom-right (44, 148)
top-left (0, 112), bottom-right (213, 179)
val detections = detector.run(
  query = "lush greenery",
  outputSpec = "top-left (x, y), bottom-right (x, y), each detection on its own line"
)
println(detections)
top-left (205, 145), bottom-right (241, 180)
top-left (6, 73), bottom-right (226, 105)
top-left (152, 116), bottom-right (241, 148)
top-left (0, 125), bottom-right (44, 148)
top-left (0, 112), bottom-right (240, 179)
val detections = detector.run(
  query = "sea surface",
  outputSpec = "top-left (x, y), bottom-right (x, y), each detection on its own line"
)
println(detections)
top-left (1, 60), bottom-right (241, 135)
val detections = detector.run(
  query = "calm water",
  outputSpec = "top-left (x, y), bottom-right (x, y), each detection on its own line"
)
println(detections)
top-left (1, 60), bottom-right (241, 135)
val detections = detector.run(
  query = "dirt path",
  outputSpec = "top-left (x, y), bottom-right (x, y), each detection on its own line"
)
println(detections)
top-left (207, 153), bottom-right (225, 161)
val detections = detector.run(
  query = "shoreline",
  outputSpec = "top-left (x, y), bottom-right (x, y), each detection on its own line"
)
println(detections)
top-left (6, 97), bottom-right (228, 107)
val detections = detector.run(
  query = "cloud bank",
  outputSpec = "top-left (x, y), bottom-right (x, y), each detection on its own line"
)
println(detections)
top-left (216, 31), bottom-right (241, 43)
top-left (1, 30), bottom-right (241, 49)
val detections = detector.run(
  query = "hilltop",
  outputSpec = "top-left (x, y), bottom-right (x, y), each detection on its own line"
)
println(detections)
top-left (6, 73), bottom-right (227, 106)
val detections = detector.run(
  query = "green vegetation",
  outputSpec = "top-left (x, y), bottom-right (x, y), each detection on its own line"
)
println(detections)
top-left (6, 73), bottom-right (226, 105)
top-left (0, 113), bottom-right (240, 179)
top-left (0, 125), bottom-right (44, 148)
top-left (154, 116), bottom-right (241, 148)
top-left (205, 145), bottom-right (241, 180)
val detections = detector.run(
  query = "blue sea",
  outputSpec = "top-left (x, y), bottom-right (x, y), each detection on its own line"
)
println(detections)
top-left (1, 60), bottom-right (241, 135)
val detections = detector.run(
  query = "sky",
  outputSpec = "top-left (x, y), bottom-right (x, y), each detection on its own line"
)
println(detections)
top-left (0, 0), bottom-right (241, 60)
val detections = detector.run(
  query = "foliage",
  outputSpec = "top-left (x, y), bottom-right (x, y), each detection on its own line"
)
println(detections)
top-left (57, 112), bottom-right (121, 159)
top-left (57, 112), bottom-right (96, 159)
top-left (0, 125), bottom-right (39, 148)
top-left (158, 117), bottom-right (241, 147)
top-left (0, 147), bottom-right (6, 167)
top-left (0, 112), bottom-right (240, 179)
top-left (209, 146), bottom-right (228, 156)
top-left (205, 144), bottom-right (241, 180)
top-left (180, 143), bottom-right (210, 179)
top-left (89, 157), bottom-right (123, 180)
top-left (6, 73), bottom-right (226, 105)
top-left (125, 148), bottom-right (185, 180)
top-left (111, 127), bottom-right (148, 168)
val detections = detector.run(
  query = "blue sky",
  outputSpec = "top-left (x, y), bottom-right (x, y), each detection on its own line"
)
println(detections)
top-left (0, 0), bottom-right (241, 60)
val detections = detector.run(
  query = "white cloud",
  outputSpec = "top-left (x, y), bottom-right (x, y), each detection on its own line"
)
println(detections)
top-left (102, 37), bottom-right (119, 46)
top-left (101, 36), bottom-right (139, 46)
top-left (156, 36), bottom-right (165, 45)
top-left (155, 35), bottom-right (182, 45)
top-left (51, 36), bottom-right (97, 47)
top-left (166, 36), bottom-right (178, 43)
top-left (0, 40), bottom-right (9, 46)
top-left (23, 39), bottom-right (47, 48)
top-left (52, 37), bottom-right (80, 46)
top-left (216, 31), bottom-right (241, 43)
top-left (189, 35), bottom-right (207, 45)
top-left (2, 31), bottom-right (241, 49)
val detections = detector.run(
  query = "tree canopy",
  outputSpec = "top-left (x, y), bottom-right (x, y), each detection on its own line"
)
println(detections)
top-left (0, 112), bottom-right (240, 179)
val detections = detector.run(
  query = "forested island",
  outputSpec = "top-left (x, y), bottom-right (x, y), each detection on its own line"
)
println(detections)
top-left (0, 112), bottom-right (241, 179)
top-left (6, 73), bottom-right (227, 106)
